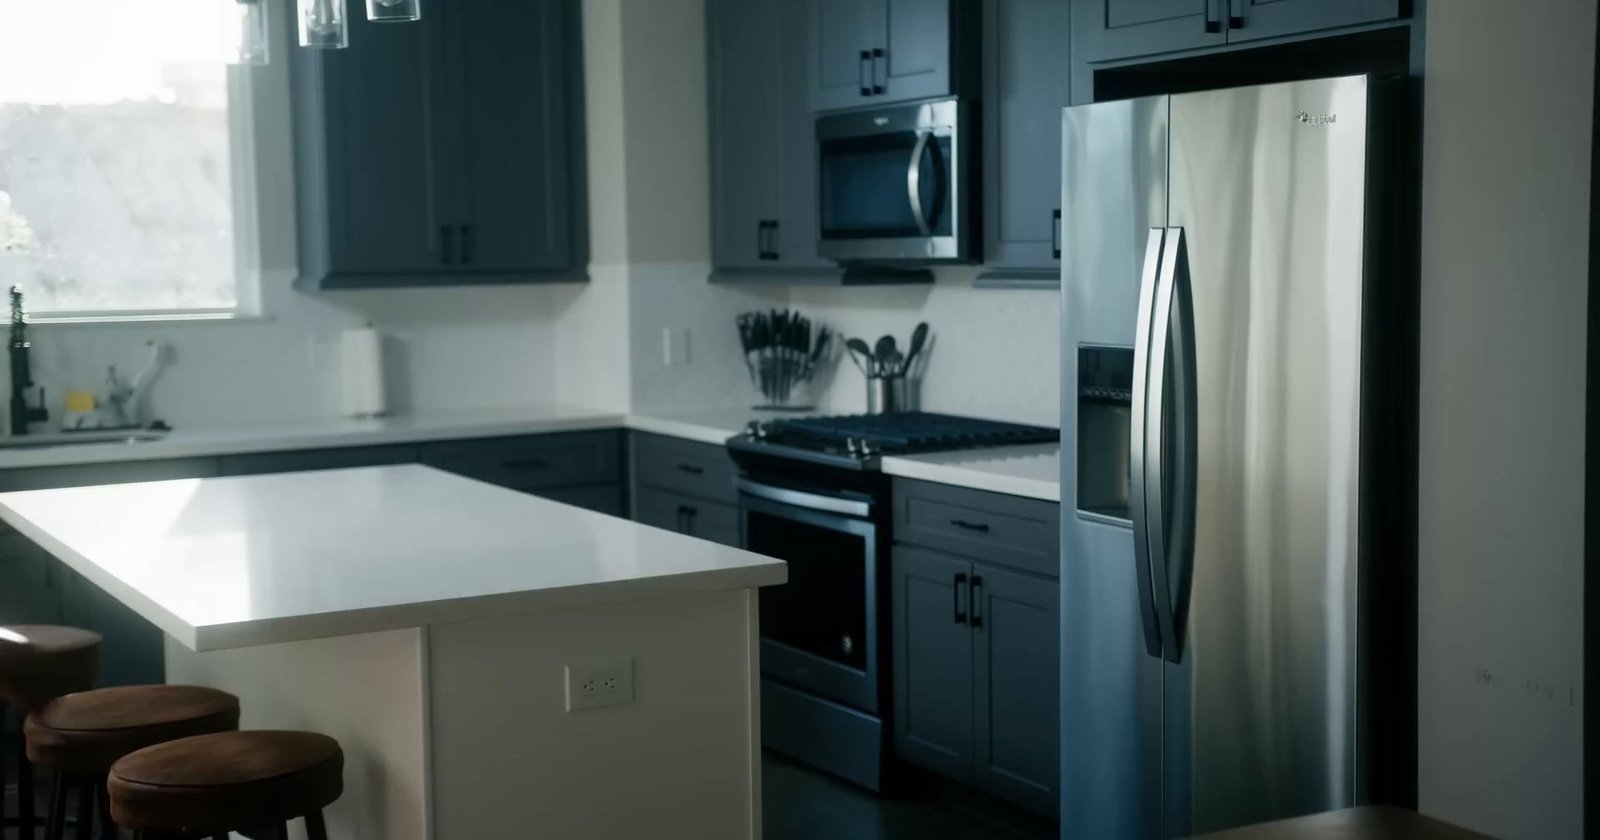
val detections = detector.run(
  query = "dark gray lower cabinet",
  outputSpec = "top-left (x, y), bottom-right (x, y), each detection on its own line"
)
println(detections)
top-left (971, 563), bottom-right (1060, 815)
top-left (538, 484), bottom-right (626, 518)
top-left (635, 486), bottom-right (740, 547)
top-left (61, 570), bottom-right (164, 687)
top-left (218, 445), bottom-right (417, 476)
top-left (892, 546), bottom-right (976, 780)
top-left (892, 543), bottom-right (1060, 817)
top-left (420, 431), bottom-right (622, 492)
top-left (0, 528), bottom-right (62, 625)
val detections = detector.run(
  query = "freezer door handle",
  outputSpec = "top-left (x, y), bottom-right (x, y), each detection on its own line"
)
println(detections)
top-left (1129, 227), bottom-right (1166, 659)
top-left (1144, 227), bottom-right (1199, 664)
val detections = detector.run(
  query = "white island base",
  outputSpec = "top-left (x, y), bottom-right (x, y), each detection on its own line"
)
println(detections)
top-left (167, 589), bottom-right (761, 840)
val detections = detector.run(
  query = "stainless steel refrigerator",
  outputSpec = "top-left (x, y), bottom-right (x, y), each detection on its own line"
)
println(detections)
top-left (1059, 75), bottom-right (1410, 838)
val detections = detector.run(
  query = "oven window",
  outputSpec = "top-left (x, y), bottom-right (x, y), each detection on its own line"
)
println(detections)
top-left (748, 510), bottom-right (869, 672)
top-left (819, 133), bottom-right (951, 240)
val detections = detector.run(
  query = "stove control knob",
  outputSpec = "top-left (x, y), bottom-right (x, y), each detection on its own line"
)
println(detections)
top-left (859, 440), bottom-right (879, 457)
top-left (845, 438), bottom-right (861, 456)
top-left (745, 421), bottom-right (767, 439)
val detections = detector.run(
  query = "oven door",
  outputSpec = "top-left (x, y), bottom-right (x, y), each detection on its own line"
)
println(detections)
top-left (817, 98), bottom-right (968, 264)
top-left (739, 478), bottom-right (881, 715)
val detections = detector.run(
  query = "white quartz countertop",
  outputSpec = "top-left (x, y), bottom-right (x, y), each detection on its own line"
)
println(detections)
top-left (0, 404), bottom-right (1061, 501)
top-left (0, 464), bottom-right (787, 651)
top-left (882, 444), bottom-right (1061, 502)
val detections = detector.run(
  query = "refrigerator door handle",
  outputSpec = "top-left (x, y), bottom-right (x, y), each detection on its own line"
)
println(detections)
top-left (1146, 227), bottom-right (1199, 664)
top-left (1129, 227), bottom-right (1167, 659)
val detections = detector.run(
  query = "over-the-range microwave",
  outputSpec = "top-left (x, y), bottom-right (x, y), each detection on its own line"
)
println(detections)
top-left (816, 97), bottom-right (974, 264)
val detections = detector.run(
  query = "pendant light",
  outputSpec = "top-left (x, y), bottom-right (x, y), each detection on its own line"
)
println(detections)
top-left (367, 0), bottom-right (421, 22)
top-left (298, 0), bottom-right (348, 49)
top-left (226, 0), bottom-right (271, 66)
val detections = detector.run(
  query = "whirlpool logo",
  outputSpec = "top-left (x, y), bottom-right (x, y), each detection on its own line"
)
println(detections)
top-left (1297, 110), bottom-right (1337, 127)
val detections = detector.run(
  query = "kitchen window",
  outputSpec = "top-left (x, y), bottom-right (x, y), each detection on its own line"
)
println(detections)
top-left (0, 0), bottom-right (260, 321)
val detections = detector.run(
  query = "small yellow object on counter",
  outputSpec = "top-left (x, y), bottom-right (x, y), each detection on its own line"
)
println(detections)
top-left (64, 391), bottom-right (96, 412)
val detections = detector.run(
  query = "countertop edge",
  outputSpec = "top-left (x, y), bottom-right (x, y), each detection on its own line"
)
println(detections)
top-left (880, 456), bottom-right (1062, 503)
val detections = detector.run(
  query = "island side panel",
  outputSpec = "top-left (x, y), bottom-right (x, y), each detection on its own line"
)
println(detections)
top-left (428, 588), bottom-right (761, 840)
top-left (164, 629), bottom-right (431, 840)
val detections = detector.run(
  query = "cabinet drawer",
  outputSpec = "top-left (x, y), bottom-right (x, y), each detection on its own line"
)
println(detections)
top-left (893, 478), bottom-right (1059, 577)
top-left (420, 431), bottom-right (622, 492)
top-left (635, 485), bottom-right (741, 547)
top-left (633, 432), bottom-right (738, 505)
top-left (536, 484), bottom-right (624, 518)
top-left (219, 445), bottom-right (417, 476)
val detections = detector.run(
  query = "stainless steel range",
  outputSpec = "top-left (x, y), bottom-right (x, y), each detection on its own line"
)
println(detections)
top-left (727, 412), bottom-right (1058, 790)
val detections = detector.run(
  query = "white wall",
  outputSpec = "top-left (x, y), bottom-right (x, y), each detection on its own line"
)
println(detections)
top-left (1416, 3), bottom-right (1592, 838)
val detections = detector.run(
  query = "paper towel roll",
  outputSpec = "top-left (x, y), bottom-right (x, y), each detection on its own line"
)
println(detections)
top-left (338, 327), bottom-right (388, 418)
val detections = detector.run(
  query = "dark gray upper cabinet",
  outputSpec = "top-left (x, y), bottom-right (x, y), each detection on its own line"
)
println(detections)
top-left (1077, 0), bottom-right (1406, 65)
top-left (1223, 0), bottom-right (1402, 44)
top-left (707, 0), bottom-right (836, 280)
top-left (1078, 0), bottom-right (1226, 63)
top-left (809, 0), bottom-right (978, 111)
top-left (892, 546), bottom-right (976, 782)
top-left (979, 0), bottom-right (1074, 284)
top-left (971, 562), bottom-right (1060, 817)
top-left (292, 0), bottom-right (587, 290)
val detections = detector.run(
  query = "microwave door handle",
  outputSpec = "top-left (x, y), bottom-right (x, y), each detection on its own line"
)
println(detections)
top-left (1129, 227), bottom-right (1167, 660)
top-left (906, 130), bottom-right (933, 236)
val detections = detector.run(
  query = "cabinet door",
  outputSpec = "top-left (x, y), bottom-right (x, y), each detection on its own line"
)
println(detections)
top-left (303, 12), bottom-right (449, 276)
top-left (774, 0), bottom-right (833, 270)
top-left (61, 571), bottom-right (163, 688)
top-left (1078, 0), bottom-right (1225, 63)
top-left (881, 0), bottom-right (952, 104)
top-left (891, 547), bottom-right (975, 781)
top-left (709, 0), bottom-right (783, 271)
top-left (972, 563), bottom-right (1059, 817)
top-left (0, 529), bottom-right (61, 626)
top-left (535, 485), bottom-right (625, 518)
top-left (1225, 0), bottom-right (1402, 44)
top-left (981, 0), bottom-right (1072, 278)
top-left (452, 0), bottom-right (579, 273)
top-left (812, 0), bottom-right (884, 111)
top-left (635, 486), bottom-right (741, 547)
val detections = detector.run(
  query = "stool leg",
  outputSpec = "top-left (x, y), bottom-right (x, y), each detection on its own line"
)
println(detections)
top-left (304, 810), bottom-right (328, 840)
top-left (1, 702), bottom-right (9, 831)
top-left (94, 781), bottom-right (112, 840)
top-left (73, 777), bottom-right (93, 840)
top-left (19, 723), bottom-right (36, 836)
top-left (44, 772), bottom-right (66, 840)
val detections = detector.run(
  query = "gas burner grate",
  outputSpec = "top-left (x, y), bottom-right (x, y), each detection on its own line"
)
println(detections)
top-left (768, 412), bottom-right (1059, 452)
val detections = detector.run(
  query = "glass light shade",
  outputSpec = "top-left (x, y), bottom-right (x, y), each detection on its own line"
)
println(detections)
top-left (367, 0), bottom-right (421, 22)
top-left (226, 0), bottom-right (271, 66)
top-left (298, 0), bottom-right (349, 49)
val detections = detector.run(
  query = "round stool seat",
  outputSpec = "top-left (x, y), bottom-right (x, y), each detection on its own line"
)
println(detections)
top-left (25, 685), bottom-right (240, 774)
top-left (109, 731), bottom-right (343, 836)
top-left (0, 625), bottom-right (102, 713)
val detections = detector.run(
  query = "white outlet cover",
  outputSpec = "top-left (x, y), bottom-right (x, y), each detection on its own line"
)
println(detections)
top-left (564, 656), bottom-right (635, 712)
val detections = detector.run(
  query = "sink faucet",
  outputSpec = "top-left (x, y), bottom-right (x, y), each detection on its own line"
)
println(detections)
top-left (8, 286), bottom-right (47, 436)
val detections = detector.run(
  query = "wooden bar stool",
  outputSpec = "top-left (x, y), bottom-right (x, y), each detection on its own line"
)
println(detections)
top-left (0, 625), bottom-right (103, 837)
top-left (109, 731), bottom-right (343, 840)
top-left (25, 685), bottom-right (240, 840)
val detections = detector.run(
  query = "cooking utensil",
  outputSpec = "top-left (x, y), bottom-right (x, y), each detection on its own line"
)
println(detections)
top-left (903, 322), bottom-right (929, 375)
top-left (846, 338), bottom-right (876, 377)
top-left (737, 309), bottom-right (830, 408)
top-left (874, 335), bottom-right (897, 374)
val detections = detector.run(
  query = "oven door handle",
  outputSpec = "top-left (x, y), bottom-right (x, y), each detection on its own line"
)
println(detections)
top-left (736, 477), bottom-right (872, 518)
top-left (907, 130), bottom-right (934, 236)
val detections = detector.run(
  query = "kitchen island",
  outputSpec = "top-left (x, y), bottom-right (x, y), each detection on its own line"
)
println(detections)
top-left (0, 464), bottom-right (786, 840)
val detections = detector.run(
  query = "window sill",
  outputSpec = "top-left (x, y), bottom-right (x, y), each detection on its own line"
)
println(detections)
top-left (25, 311), bottom-right (274, 327)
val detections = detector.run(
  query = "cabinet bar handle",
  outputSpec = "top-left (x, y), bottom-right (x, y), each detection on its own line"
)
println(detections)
top-left (677, 504), bottom-right (697, 534)
top-left (1052, 209), bottom-right (1062, 260)
top-left (950, 519), bottom-right (990, 533)
top-left (439, 224), bottom-right (455, 265)
top-left (459, 224), bottom-right (475, 265)
top-left (954, 572), bottom-right (968, 625)
top-left (676, 463), bottom-right (705, 475)
top-left (1229, 0), bottom-right (1243, 28)
top-left (859, 50), bottom-right (871, 96)
top-left (871, 47), bottom-right (886, 95)
top-left (768, 219), bottom-right (780, 260)
top-left (1204, 0), bottom-right (1221, 32)
top-left (970, 575), bottom-right (984, 629)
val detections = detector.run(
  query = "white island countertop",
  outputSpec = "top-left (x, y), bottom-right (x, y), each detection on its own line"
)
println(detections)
top-left (0, 464), bottom-right (786, 651)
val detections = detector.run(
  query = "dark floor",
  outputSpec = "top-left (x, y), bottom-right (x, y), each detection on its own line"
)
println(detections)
top-left (763, 752), bottom-right (1057, 840)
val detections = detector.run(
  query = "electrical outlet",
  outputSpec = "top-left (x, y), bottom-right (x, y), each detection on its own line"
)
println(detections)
top-left (564, 656), bottom-right (634, 712)
top-left (661, 327), bottom-right (691, 367)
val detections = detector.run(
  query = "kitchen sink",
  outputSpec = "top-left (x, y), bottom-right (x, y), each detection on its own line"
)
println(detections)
top-left (0, 430), bottom-right (168, 450)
